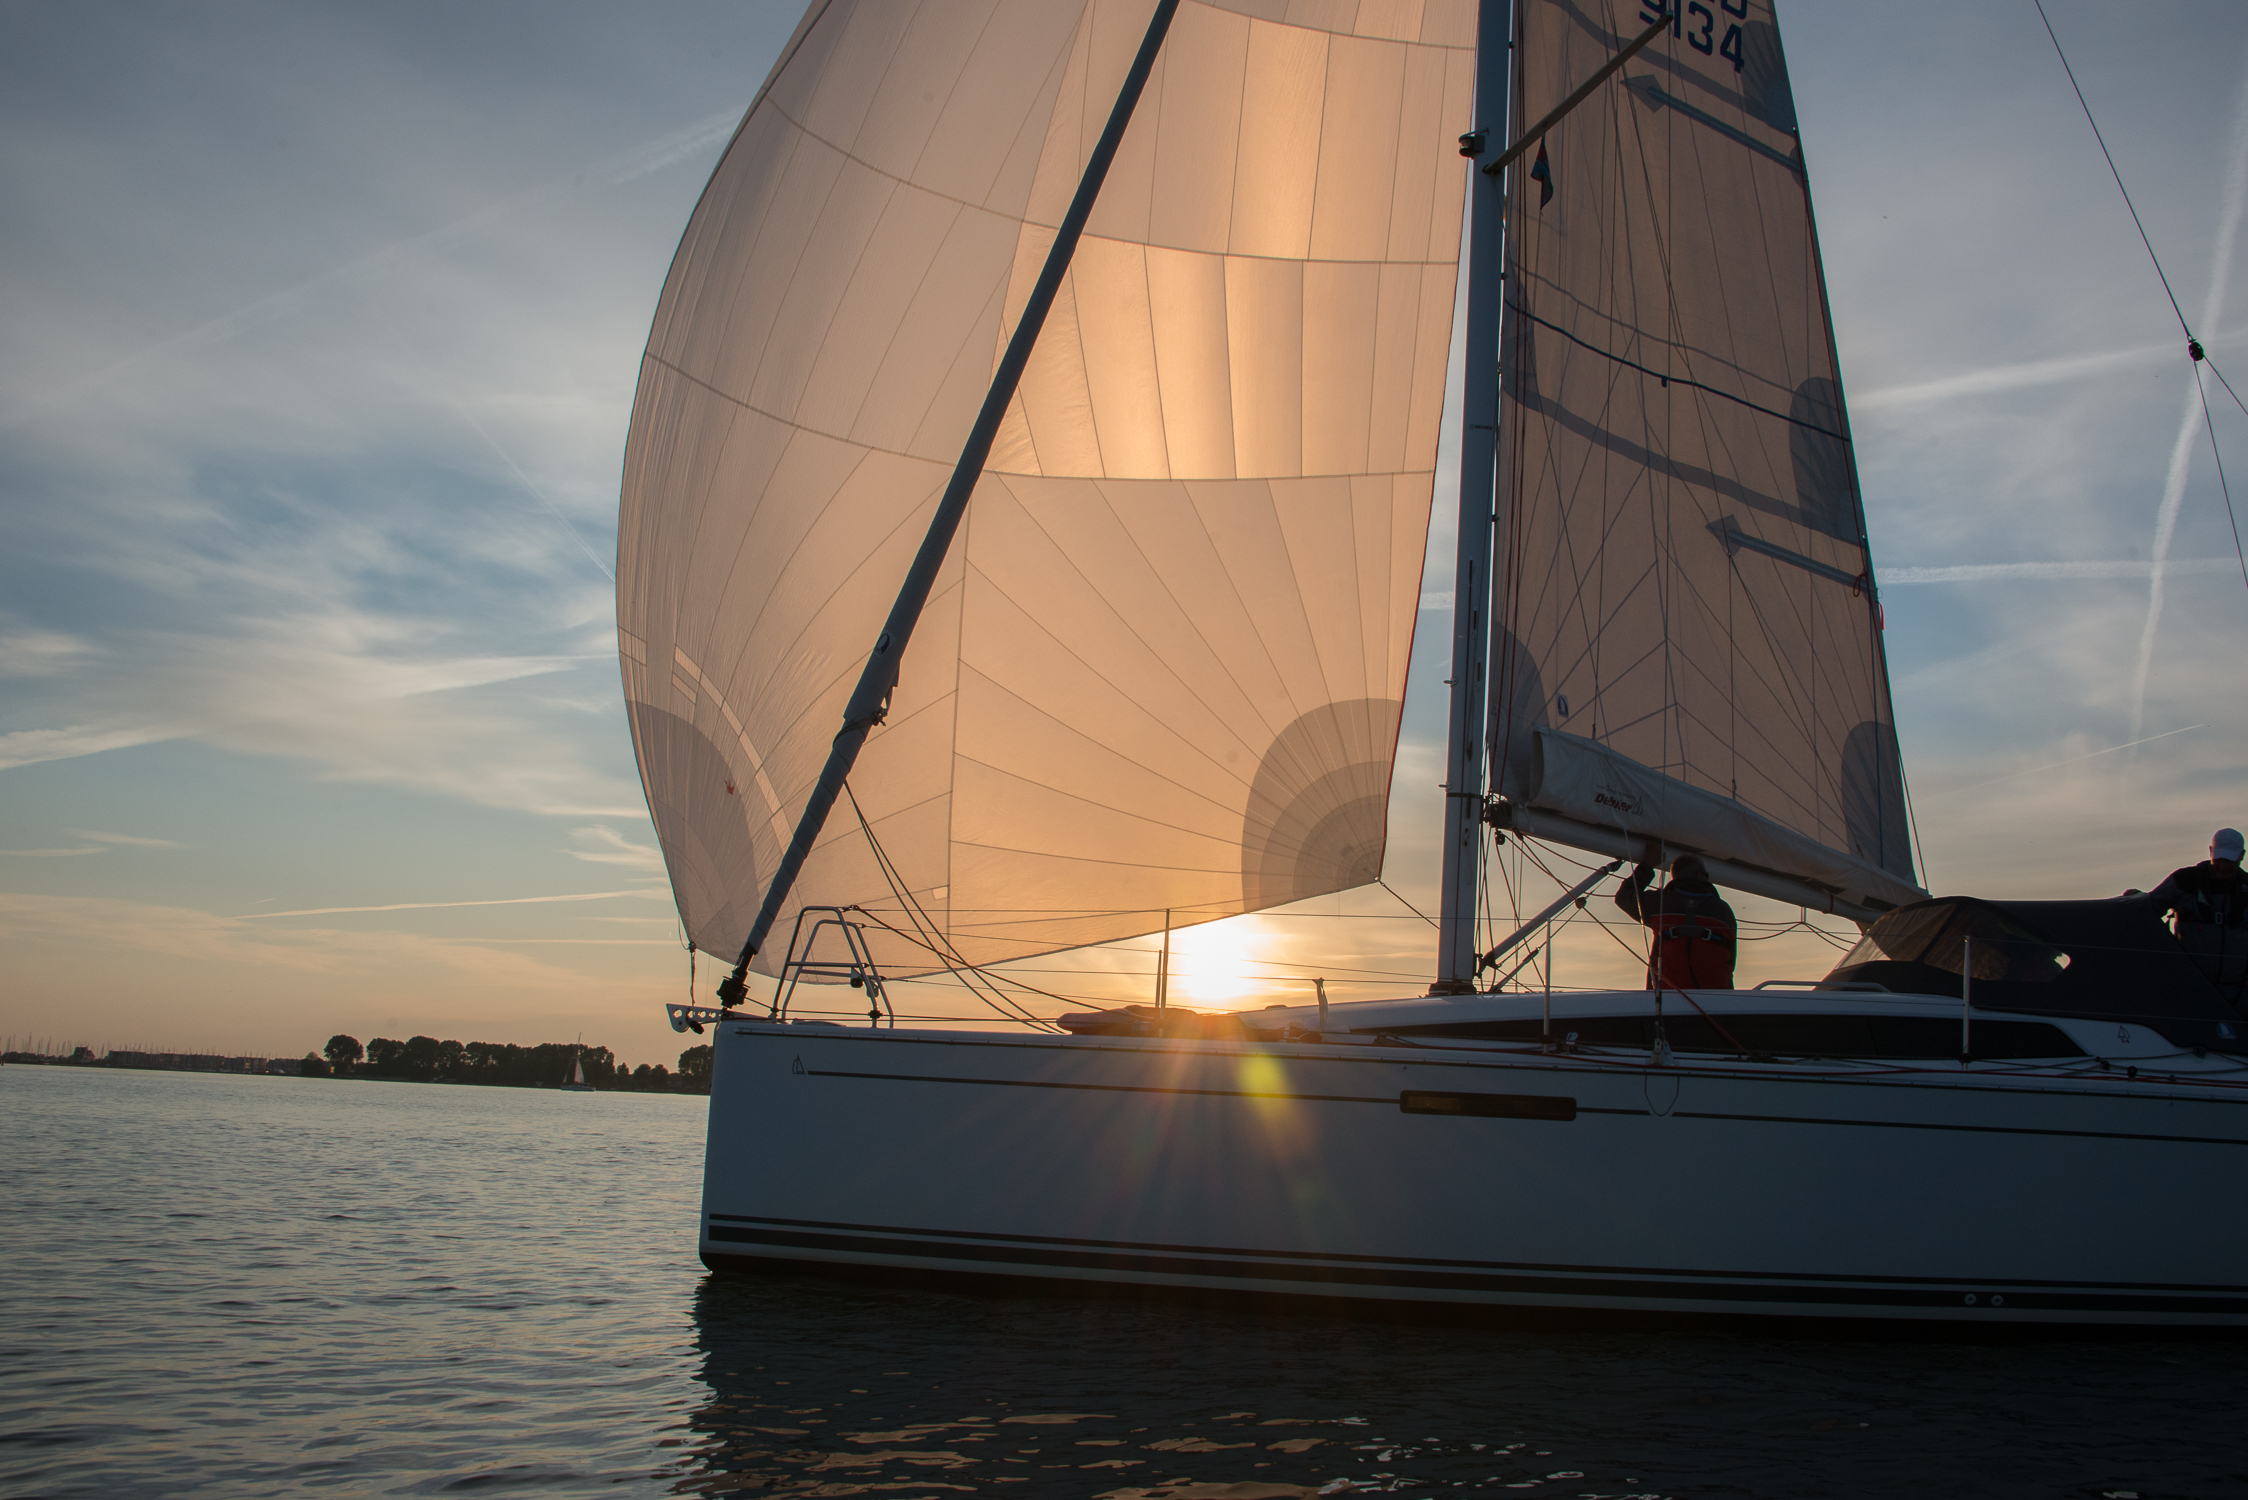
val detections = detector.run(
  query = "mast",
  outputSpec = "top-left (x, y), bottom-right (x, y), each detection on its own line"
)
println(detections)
top-left (1432, 0), bottom-right (1515, 995)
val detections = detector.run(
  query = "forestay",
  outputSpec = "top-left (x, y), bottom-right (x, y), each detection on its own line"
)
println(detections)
top-left (1489, 0), bottom-right (1922, 914)
top-left (620, 0), bottom-right (1476, 976)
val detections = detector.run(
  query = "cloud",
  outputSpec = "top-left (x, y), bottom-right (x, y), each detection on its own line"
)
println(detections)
top-left (0, 16), bottom-right (777, 833)
top-left (0, 105), bottom-right (744, 436)
top-left (0, 606), bottom-right (617, 809)
top-left (0, 724), bottom-right (180, 772)
top-left (385, 327), bottom-right (617, 583)
top-left (0, 889), bottom-right (689, 1060)
top-left (563, 825), bottom-right (665, 871)
top-left (67, 829), bottom-right (185, 848)
top-left (0, 630), bottom-right (97, 677)
top-left (0, 846), bottom-right (107, 858)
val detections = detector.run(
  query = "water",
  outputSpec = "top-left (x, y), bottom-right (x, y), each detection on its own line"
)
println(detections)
top-left (3, 1066), bottom-right (2242, 1499)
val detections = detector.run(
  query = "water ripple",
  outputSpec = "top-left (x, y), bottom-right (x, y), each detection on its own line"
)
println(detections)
top-left (3, 1066), bottom-right (2243, 1498)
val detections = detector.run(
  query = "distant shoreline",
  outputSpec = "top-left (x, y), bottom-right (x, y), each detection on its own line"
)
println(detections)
top-left (3, 1040), bottom-right (715, 1095)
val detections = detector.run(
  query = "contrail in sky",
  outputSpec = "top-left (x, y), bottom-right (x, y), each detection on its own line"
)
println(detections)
top-left (389, 327), bottom-right (618, 582)
top-left (1925, 723), bottom-right (2202, 800)
top-left (2130, 59), bottom-right (2248, 745)
top-left (244, 889), bottom-right (667, 919)
top-left (1884, 558), bottom-right (2236, 584)
top-left (1853, 327), bottom-right (2244, 410)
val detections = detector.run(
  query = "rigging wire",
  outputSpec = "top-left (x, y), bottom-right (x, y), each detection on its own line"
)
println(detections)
top-left (1378, 878), bottom-right (1439, 928)
top-left (2207, 357), bottom-right (2248, 424)
top-left (2034, 0), bottom-right (2191, 338)
top-left (861, 905), bottom-right (1081, 1019)
top-left (839, 782), bottom-right (1059, 1029)
top-left (2194, 360), bottom-right (2248, 594)
top-left (2036, 0), bottom-right (2248, 611)
top-left (1515, 834), bottom-right (1858, 961)
top-left (674, 918), bottom-right (702, 1008)
top-left (1515, 839), bottom-right (1763, 1054)
top-left (839, 913), bottom-right (1112, 1011)
top-left (2187, 340), bottom-right (2248, 577)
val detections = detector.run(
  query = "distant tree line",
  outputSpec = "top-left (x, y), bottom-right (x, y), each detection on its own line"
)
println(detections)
top-left (311, 1035), bottom-right (712, 1093)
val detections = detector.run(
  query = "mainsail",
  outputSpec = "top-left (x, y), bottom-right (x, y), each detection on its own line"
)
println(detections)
top-left (1488, 0), bottom-right (1922, 916)
top-left (620, 0), bottom-right (1477, 976)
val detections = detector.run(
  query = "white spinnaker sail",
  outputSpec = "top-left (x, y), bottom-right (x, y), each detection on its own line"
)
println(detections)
top-left (1490, 0), bottom-right (1922, 912)
top-left (620, 0), bottom-right (1476, 975)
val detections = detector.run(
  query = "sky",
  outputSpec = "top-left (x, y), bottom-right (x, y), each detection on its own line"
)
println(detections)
top-left (3, 0), bottom-right (2246, 1066)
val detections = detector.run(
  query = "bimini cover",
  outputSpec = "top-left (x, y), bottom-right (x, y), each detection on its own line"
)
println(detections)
top-left (619, 0), bottom-right (1476, 975)
top-left (1826, 896), bottom-right (2244, 1049)
top-left (1489, 0), bottom-right (1922, 913)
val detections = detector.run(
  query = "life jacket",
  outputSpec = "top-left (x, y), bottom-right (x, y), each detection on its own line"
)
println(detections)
top-left (2166, 863), bottom-right (2248, 998)
top-left (1642, 886), bottom-right (1738, 991)
top-left (2176, 924), bottom-right (2248, 998)
top-left (2165, 861), bottom-right (2248, 929)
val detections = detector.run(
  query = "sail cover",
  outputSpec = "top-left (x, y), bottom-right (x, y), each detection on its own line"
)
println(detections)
top-left (620, 0), bottom-right (1477, 975)
top-left (1488, 0), bottom-right (1922, 912)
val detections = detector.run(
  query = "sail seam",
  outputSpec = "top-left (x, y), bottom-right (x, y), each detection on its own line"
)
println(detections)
top-left (968, 482), bottom-right (1266, 780)
top-left (645, 345), bottom-right (1443, 479)
top-left (760, 68), bottom-right (1468, 250)
top-left (946, 717), bottom-right (1248, 842)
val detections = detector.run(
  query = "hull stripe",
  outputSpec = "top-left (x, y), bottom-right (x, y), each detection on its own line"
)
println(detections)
top-left (701, 1221), bottom-right (2248, 1315)
top-left (1675, 1108), bottom-right (2248, 1147)
top-left (704, 1212), bottom-right (2247, 1291)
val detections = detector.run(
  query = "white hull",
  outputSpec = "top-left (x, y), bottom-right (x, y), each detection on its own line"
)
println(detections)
top-left (697, 1005), bottom-right (2248, 1325)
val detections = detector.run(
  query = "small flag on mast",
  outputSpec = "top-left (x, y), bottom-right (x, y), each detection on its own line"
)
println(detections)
top-left (1530, 138), bottom-right (1554, 207)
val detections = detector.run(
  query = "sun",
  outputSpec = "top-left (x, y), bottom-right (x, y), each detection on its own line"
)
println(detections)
top-left (1167, 918), bottom-right (1267, 1007)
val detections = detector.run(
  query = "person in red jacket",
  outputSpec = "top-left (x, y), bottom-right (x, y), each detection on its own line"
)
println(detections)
top-left (1615, 855), bottom-right (1738, 991)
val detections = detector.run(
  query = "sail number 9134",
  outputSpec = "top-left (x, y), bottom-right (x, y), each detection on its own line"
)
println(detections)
top-left (1641, 0), bottom-right (1748, 71)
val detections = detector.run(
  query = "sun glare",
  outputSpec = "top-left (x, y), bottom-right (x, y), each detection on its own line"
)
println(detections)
top-left (1167, 919), bottom-right (1267, 1007)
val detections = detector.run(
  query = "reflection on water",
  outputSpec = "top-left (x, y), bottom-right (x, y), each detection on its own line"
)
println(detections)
top-left (681, 1275), bottom-right (1407, 1499)
top-left (677, 1270), bottom-right (2244, 1499)
top-left (3, 1065), bottom-right (2242, 1500)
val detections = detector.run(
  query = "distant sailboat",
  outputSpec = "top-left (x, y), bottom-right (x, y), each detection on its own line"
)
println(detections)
top-left (625, 0), bottom-right (2248, 1322)
top-left (560, 1044), bottom-right (596, 1093)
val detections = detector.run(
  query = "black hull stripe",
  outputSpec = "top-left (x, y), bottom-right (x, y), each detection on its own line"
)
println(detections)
top-left (803, 1067), bottom-right (2247, 1146)
top-left (704, 1213), bottom-right (2248, 1293)
top-left (1673, 1108), bottom-right (2248, 1147)
top-left (702, 1225), bottom-right (2248, 1316)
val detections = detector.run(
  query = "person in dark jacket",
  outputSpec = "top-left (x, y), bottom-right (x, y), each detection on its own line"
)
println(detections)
top-left (2143, 828), bottom-right (2247, 1004)
top-left (1615, 855), bottom-right (1738, 991)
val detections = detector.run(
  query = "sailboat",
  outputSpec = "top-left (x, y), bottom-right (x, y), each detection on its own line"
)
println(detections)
top-left (561, 1043), bottom-right (596, 1092)
top-left (621, 0), bottom-right (2248, 1322)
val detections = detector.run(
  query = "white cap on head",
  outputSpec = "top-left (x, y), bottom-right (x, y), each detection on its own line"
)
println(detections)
top-left (2215, 828), bottom-right (2246, 862)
